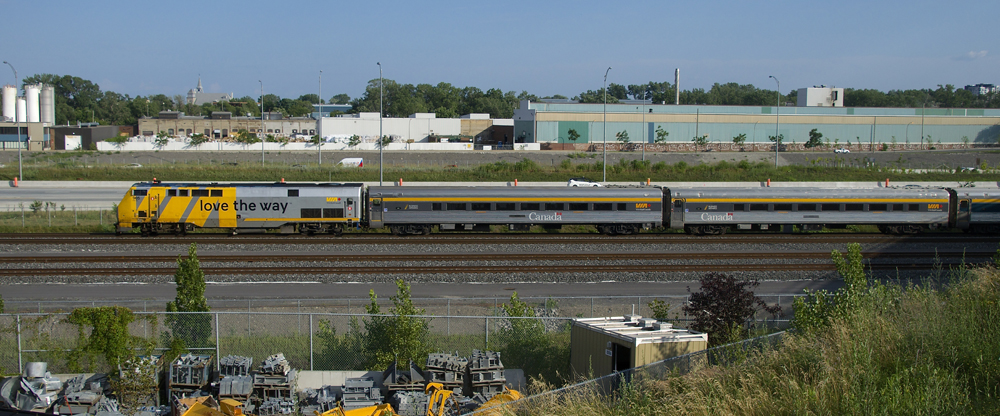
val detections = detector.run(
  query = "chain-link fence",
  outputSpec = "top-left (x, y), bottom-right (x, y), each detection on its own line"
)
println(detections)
top-left (2, 294), bottom-right (805, 318)
top-left (0, 311), bottom-right (789, 380)
top-left (0, 205), bottom-right (116, 228)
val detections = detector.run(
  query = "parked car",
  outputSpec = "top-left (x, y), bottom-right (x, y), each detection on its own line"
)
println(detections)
top-left (125, 163), bottom-right (142, 168)
top-left (834, 148), bottom-right (850, 154)
top-left (568, 177), bottom-right (602, 187)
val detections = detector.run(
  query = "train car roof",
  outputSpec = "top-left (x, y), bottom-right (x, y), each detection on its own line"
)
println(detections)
top-left (368, 186), bottom-right (661, 198)
top-left (131, 182), bottom-right (364, 188)
top-left (668, 187), bottom-right (951, 199)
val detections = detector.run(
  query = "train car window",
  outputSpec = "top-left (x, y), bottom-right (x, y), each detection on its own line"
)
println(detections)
top-left (323, 208), bottom-right (344, 218)
top-left (301, 208), bottom-right (321, 218)
top-left (774, 203), bottom-right (793, 211)
top-left (447, 203), bottom-right (467, 211)
top-left (959, 200), bottom-right (969, 212)
top-left (869, 204), bottom-right (887, 211)
top-left (496, 203), bottom-right (515, 211)
top-left (674, 200), bottom-right (683, 207)
top-left (179, 190), bottom-right (189, 197)
top-left (133, 189), bottom-right (147, 196)
top-left (892, 204), bottom-right (904, 211)
top-left (797, 204), bottom-right (817, 211)
top-left (845, 204), bottom-right (864, 211)
top-left (617, 203), bottom-right (627, 211)
top-left (733, 204), bottom-right (745, 211)
top-left (908, 204), bottom-right (920, 211)
top-left (288, 189), bottom-right (299, 197)
top-left (210, 190), bottom-right (223, 197)
top-left (594, 203), bottom-right (612, 211)
top-left (138, 211), bottom-right (147, 217)
top-left (569, 203), bottom-right (588, 210)
top-left (432, 203), bottom-right (441, 210)
top-left (521, 203), bottom-right (540, 210)
top-left (821, 203), bottom-right (840, 211)
top-left (471, 203), bottom-right (491, 210)
top-left (546, 203), bottom-right (565, 210)
top-left (750, 203), bottom-right (768, 211)
top-left (167, 190), bottom-right (177, 196)
top-left (192, 190), bottom-right (209, 197)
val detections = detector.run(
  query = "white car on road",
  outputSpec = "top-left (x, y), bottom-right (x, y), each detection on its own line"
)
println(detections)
top-left (834, 148), bottom-right (850, 154)
top-left (568, 177), bottom-right (602, 187)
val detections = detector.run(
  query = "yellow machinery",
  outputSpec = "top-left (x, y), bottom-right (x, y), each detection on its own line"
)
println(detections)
top-left (473, 388), bottom-right (523, 416)
top-left (425, 382), bottom-right (461, 416)
top-left (314, 403), bottom-right (397, 416)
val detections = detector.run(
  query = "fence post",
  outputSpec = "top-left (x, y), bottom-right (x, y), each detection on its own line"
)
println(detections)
top-left (21, 204), bottom-right (24, 227)
top-left (484, 316), bottom-right (489, 350)
top-left (591, 297), bottom-right (594, 317)
top-left (298, 300), bottom-right (301, 335)
top-left (248, 300), bottom-right (251, 337)
top-left (309, 314), bottom-right (314, 371)
top-left (447, 300), bottom-right (450, 336)
top-left (74, 206), bottom-right (77, 226)
top-left (215, 313), bottom-right (220, 373)
top-left (17, 314), bottom-right (23, 373)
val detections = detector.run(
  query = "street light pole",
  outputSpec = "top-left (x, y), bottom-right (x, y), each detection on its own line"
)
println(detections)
top-left (3, 61), bottom-right (21, 180)
top-left (768, 75), bottom-right (780, 168)
top-left (318, 70), bottom-right (322, 166)
top-left (642, 86), bottom-right (648, 161)
top-left (257, 79), bottom-right (264, 166)
top-left (603, 66), bottom-right (611, 182)
top-left (377, 62), bottom-right (383, 185)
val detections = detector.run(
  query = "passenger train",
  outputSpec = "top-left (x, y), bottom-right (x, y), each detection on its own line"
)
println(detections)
top-left (115, 181), bottom-right (1000, 236)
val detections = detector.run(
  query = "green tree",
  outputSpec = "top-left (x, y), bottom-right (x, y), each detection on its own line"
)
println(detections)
top-left (378, 135), bottom-right (393, 149)
top-left (316, 317), bottom-right (365, 370)
top-left (616, 130), bottom-right (630, 145)
top-left (692, 134), bottom-right (709, 151)
top-left (65, 306), bottom-right (154, 371)
top-left (566, 128), bottom-right (580, 143)
top-left (647, 299), bottom-right (672, 322)
top-left (187, 133), bottom-right (209, 147)
top-left (495, 292), bottom-right (569, 384)
top-left (961, 136), bottom-right (970, 148)
top-left (329, 93), bottom-right (351, 104)
top-left (0, 293), bottom-right (4, 313)
top-left (154, 131), bottom-right (170, 149)
top-left (655, 126), bottom-right (670, 144)
top-left (732, 133), bottom-right (746, 148)
top-left (106, 135), bottom-right (129, 151)
top-left (234, 129), bottom-right (261, 146)
top-left (362, 280), bottom-right (431, 370)
top-left (769, 134), bottom-right (784, 146)
top-left (792, 243), bottom-right (869, 334)
top-left (805, 128), bottom-right (824, 148)
top-left (348, 134), bottom-right (362, 148)
top-left (165, 243), bottom-right (212, 348)
top-left (682, 273), bottom-right (781, 346)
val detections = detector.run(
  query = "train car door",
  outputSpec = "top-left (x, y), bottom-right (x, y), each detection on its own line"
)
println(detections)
top-left (369, 196), bottom-right (383, 227)
top-left (669, 198), bottom-right (685, 229)
top-left (147, 193), bottom-right (161, 222)
top-left (956, 198), bottom-right (971, 229)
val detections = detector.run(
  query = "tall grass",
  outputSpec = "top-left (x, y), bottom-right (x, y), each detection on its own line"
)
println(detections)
top-left (1, 159), bottom-right (997, 183)
top-left (510, 269), bottom-right (1000, 415)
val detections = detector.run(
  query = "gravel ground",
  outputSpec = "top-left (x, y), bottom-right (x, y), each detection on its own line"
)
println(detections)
top-left (2, 240), bottom-right (992, 285)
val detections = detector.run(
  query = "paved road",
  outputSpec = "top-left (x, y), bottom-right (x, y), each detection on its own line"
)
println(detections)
top-left (0, 280), bottom-right (840, 302)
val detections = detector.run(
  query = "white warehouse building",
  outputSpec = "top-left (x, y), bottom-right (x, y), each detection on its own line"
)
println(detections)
top-left (797, 86), bottom-right (844, 107)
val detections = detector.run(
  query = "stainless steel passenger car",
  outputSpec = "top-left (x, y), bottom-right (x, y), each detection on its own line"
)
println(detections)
top-left (666, 187), bottom-right (953, 235)
top-left (951, 188), bottom-right (1000, 233)
top-left (367, 186), bottom-right (664, 235)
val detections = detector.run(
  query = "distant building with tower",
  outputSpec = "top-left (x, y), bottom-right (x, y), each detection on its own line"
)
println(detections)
top-left (186, 77), bottom-right (234, 105)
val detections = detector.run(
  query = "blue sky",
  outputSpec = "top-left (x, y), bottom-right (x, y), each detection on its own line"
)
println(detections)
top-left (1, 0), bottom-right (996, 101)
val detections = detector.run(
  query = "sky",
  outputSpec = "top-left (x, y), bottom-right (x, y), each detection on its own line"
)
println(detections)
top-left (1, 0), bottom-right (996, 101)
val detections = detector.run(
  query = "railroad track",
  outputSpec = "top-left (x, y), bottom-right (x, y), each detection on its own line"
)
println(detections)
top-left (1, 233), bottom-right (998, 246)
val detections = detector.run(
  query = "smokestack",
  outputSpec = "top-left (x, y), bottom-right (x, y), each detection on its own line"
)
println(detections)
top-left (674, 68), bottom-right (680, 105)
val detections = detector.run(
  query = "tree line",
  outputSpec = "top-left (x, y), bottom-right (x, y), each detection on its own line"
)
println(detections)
top-left (17, 73), bottom-right (1000, 127)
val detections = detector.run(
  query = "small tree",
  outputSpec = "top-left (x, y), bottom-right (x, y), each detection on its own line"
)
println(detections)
top-left (154, 131), bottom-right (170, 149)
top-left (497, 292), bottom-right (569, 385)
top-left (768, 134), bottom-right (784, 146)
top-left (363, 280), bottom-right (431, 370)
top-left (188, 133), bottom-right (209, 147)
top-left (692, 134), bottom-right (709, 151)
top-left (891, 136), bottom-right (898, 149)
top-left (961, 136), bottom-right (970, 148)
top-left (654, 126), bottom-right (669, 144)
top-left (732, 133), bottom-right (746, 149)
top-left (615, 130), bottom-right (630, 145)
top-left (65, 306), bottom-right (154, 372)
top-left (377, 135), bottom-right (393, 149)
top-left (647, 299), bottom-right (672, 322)
top-left (166, 243), bottom-right (212, 349)
top-left (106, 135), bottom-right (129, 151)
top-left (682, 272), bottom-right (781, 346)
top-left (566, 128), bottom-right (580, 143)
top-left (805, 128), bottom-right (823, 148)
top-left (234, 129), bottom-right (261, 147)
top-left (348, 134), bottom-right (362, 148)
top-left (792, 243), bottom-right (869, 334)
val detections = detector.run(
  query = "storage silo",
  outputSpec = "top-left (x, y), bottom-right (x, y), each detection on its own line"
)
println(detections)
top-left (16, 97), bottom-right (26, 122)
top-left (25, 84), bottom-right (40, 123)
top-left (2, 85), bottom-right (15, 121)
top-left (41, 85), bottom-right (54, 125)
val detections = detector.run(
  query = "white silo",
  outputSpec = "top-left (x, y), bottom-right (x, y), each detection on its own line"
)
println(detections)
top-left (25, 84), bottom-right (40, 123)
top-left (2, 85), bottom-right (15, 121)
top-left (16, 97), bottom-right (26, 122)
top-left (41, 85), bottom-right (55, 125)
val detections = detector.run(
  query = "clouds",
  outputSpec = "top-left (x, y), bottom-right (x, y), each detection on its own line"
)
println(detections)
top-left (954, 50), bottom-right (988, 61)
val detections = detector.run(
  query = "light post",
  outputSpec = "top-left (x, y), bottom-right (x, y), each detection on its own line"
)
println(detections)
top-left (603, 66), bottom-right (611, 182)
top-left (768, 75), bottom-right (780, 168)
top-left (377, 62), bottom-right (383, 185)
top-left (906, 122), bottom-right (912, 148)
top-left (318, 70), bottom-right (322, 166)
top-left (641, 86), bottom-right (648, 161)
top-left (259, 80), bottom-right (264, 165)
top-left (3, 61), bottom-right (21, 180)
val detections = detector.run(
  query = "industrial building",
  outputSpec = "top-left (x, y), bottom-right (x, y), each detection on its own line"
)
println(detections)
top-left (570, 315), bottom-right (708, 378)
top-left (513, 100), bottom-right (1000, 151)
top-left (137, 111), bottom-right (317, 139)
top-left (317, 112), bottom-right (514, 147)
top-left (1, 83), bottom-right (54, 150)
